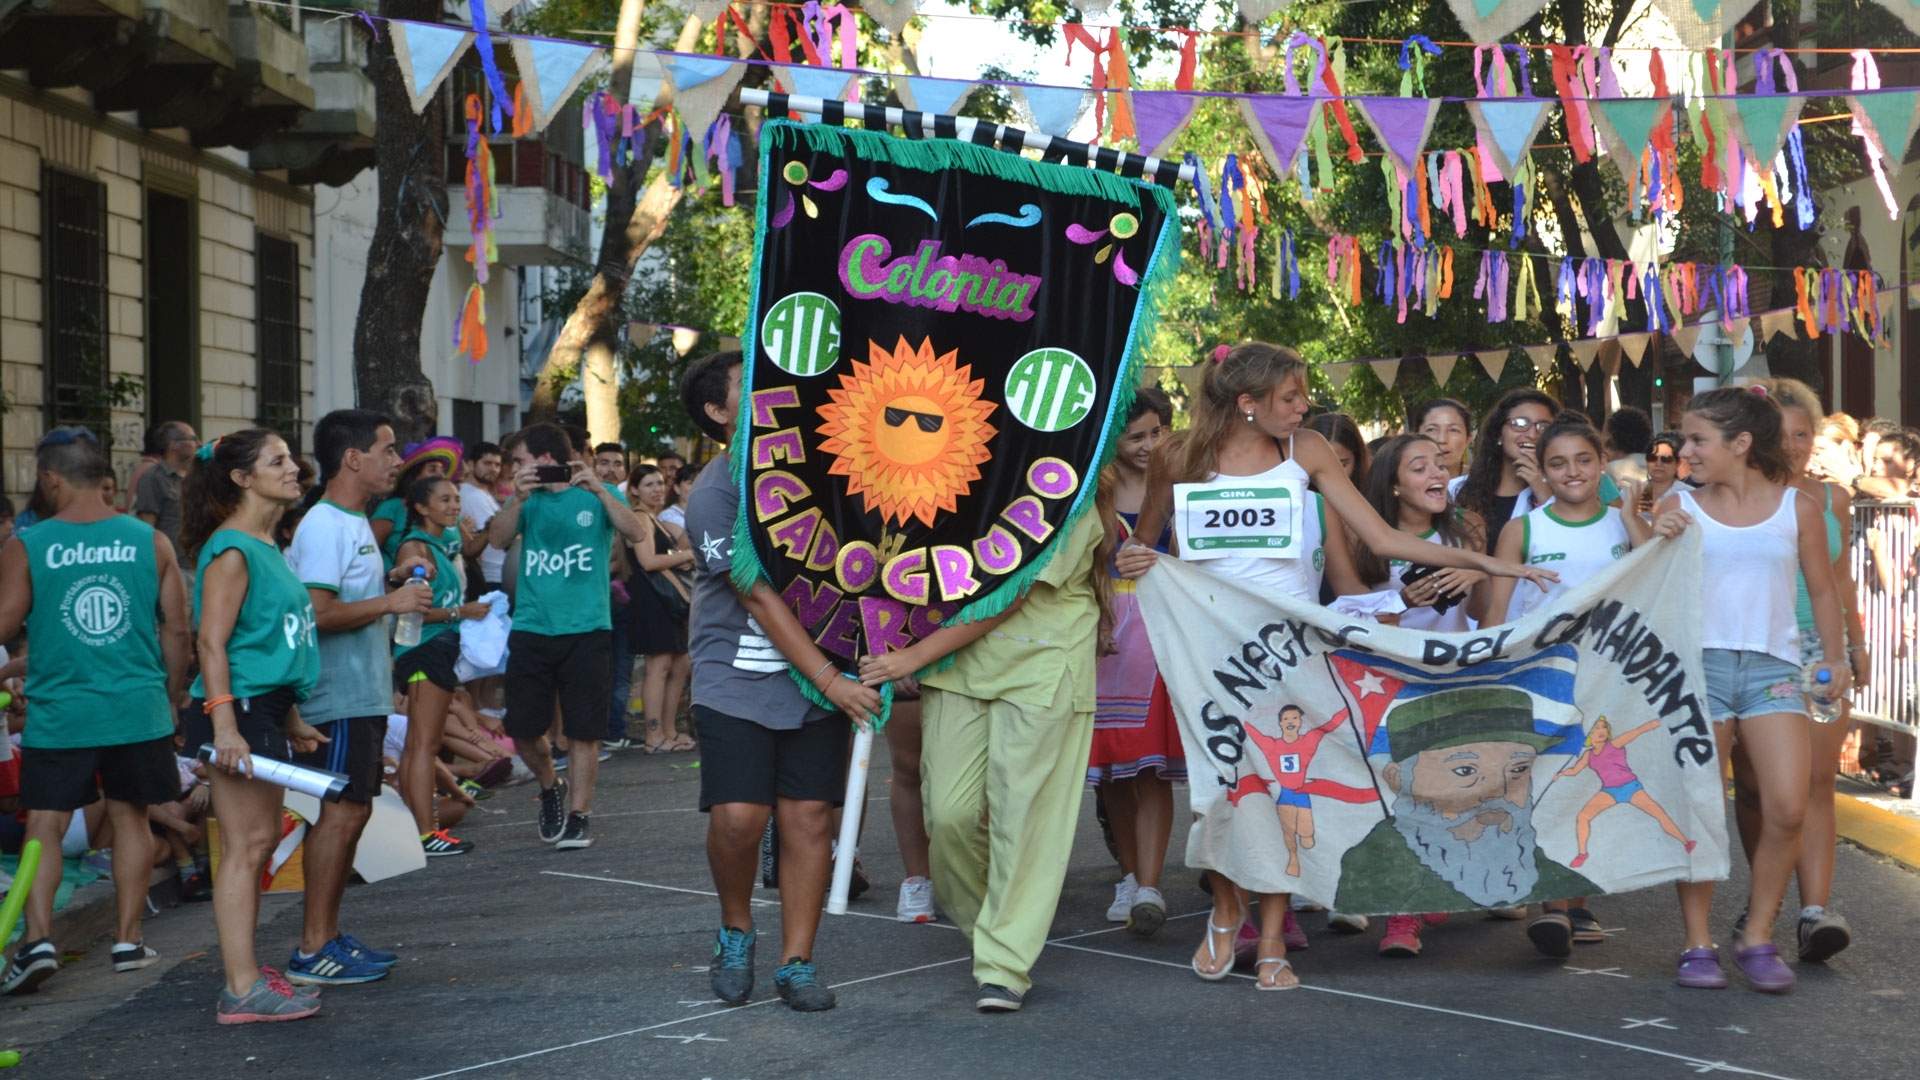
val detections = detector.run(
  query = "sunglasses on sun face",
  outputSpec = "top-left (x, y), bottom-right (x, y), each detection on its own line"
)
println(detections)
top-left (1505, 417), bottom-right (1550, 432)
top-left (1648, 454), bottom-right (1678, 464)
top-left (884, 407), bottom-right (944, 433)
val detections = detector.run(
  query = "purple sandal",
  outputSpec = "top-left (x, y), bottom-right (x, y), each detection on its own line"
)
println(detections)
top-left (1676, 947), bottom-right (1727, 989)
top-left (1732, 942), bottom-right (1796, 993)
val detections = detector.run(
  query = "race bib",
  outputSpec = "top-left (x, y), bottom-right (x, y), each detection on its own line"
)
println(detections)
top-left (1173, 480), bottom-right (1305, 560)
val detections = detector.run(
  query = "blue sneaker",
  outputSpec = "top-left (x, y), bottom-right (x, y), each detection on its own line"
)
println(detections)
top-left (286, 938), bottom-right (391, 986)
top-left (335, 933), bottom-right (398, 967)
top-left (773, 957), bottom-right (836, 1012)
top-left (710, 926), bottom-right (755, 1004)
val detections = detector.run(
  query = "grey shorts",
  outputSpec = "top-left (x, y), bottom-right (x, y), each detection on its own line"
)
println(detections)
top-left (1703, 648), bottom-right (1809, 722)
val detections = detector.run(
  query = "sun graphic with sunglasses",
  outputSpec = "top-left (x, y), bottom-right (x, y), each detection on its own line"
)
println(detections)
top-left (817, 337), bottom-right (999, 528)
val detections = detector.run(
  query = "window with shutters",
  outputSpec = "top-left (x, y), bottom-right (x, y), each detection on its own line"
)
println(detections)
top-left (255, 233), bottom-right (302, 454)
top-left (43, 169), bottom-right (108, 430)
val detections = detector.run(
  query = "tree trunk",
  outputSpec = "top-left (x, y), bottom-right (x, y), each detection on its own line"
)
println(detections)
top-left (352, 0), bottom-right (448, 443)
top-left (528, 11), bottom-right (709, 429)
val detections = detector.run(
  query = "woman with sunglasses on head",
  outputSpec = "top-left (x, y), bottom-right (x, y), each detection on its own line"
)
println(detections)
top-left (1452, 389), bottom-right (1561, 554)
top-left (178, 430), bottom-right (325, 1023)
top-left (1637, 433), bottom-right (1686, 514)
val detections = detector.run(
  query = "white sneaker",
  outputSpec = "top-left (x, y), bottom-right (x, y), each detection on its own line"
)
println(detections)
top-left (1326, 911), bottom-right (1370, 933)
top-left (896, 876), bottom-right (937, 923)
top-left (1106, 873), bottom-right (1138, 922)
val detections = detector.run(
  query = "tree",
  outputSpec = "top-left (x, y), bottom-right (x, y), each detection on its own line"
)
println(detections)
top-left (352, 0), bottom-right (449, 443)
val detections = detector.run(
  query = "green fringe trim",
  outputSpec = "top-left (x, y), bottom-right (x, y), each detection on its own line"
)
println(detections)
top-left (790, 673), bottom-right (896, 731)
top-left (728, 118), bottom-right (1184, 697)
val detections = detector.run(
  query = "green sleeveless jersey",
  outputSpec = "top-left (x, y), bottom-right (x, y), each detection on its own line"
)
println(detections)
top-left (19, 516), bottom-right (172, 749)
top-left (189, 530), bottom-right (320, 702)
top-left (395, 524), bottom-right (464, 655)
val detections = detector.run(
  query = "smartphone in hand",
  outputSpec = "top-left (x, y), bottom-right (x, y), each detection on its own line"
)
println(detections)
top-left (533, 464), bottom-right (573, 484)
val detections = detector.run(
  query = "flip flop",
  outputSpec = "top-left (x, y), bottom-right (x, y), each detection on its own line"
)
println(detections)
top-left (1254, 950), bottom-right (1298, 991)
top-left (1191, 913), bottom-right (1242, 982)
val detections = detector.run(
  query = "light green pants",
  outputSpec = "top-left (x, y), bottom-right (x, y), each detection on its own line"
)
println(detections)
top-left (920, 680), bottom-right (1094, 994)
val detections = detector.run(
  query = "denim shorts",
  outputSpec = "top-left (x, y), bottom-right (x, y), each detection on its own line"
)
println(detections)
top-left (1799, 627), bottom-right (1822, 668)
top-left (1703, 648), bottom-right (1809, 722)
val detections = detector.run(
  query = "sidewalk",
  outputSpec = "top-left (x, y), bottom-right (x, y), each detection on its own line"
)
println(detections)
top-left (1836, 784), bottom-right (1920, 874)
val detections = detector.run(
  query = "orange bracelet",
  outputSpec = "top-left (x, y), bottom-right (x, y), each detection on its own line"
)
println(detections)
top-left (202, 694), bottom-right (236, 711)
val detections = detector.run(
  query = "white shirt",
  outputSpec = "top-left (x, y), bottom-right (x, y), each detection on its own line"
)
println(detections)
top-left (286, 501), bottom-right (394, 722)
top-left (660, 505), bottom-right (686, 530)
top-left (1680, 487), bottom-right (1803, 665)
top-left (460, 482), bottom-right (506, 584)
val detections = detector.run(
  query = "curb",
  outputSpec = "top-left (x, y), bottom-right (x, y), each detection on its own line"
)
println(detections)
top-left (1835, 793), bottom-right (1920, 874)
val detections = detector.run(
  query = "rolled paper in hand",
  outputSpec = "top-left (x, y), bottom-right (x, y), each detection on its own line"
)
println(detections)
top-left (197, 745), bottom-right (349, 802)
top-left (826, 725), bottom-right (874, 915)
top-left (0, 840), bottom-right (42, 951)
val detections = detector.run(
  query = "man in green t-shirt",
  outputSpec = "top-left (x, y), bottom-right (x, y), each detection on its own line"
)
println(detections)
top-left (487, 423), bottom-right (647, 850)
top-left (0, 427), bottom-right (190, 995)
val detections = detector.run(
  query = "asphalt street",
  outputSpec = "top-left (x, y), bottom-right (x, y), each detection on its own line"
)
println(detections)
top-left (8, 744), bottom-right (1919, 1080)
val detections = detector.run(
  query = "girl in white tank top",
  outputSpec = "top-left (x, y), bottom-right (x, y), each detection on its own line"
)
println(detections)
top-left (1485, 420), bottom-right (1653, 624)
top-left (1653, 387), bottom-right (1850, 996)
top-left (1118, 344), bottom-right (1553, 992)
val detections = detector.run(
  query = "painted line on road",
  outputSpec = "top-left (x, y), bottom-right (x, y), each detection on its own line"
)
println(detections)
top-left (1044, 940), bottom-right (1803, 1080)
top-left (405, 953), bottom-right (974, 1080)
top-left (543, 869), bottom-right (966, 930)
top-left (474, 795), bottom-right (891, 831)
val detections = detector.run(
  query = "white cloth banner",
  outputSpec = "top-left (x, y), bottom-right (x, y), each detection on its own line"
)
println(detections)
top-left (1137, 529), bottom-right (1729, 915)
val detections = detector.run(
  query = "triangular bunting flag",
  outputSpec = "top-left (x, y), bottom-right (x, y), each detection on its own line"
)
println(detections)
top-left (1371, 359), bottom-right (1401, 389)
top-left (673, 60), bottom-right (749, 166)
top-left (1669, 321), bottom-right (1703, 357)
top-left (1759, 309), bottom-right (1798, 341)
top-left (1571, 339), bottom-right (1603, 370)
top-left (896, 77), bottom-right (976, 117)
top-left (1652, 0), bottom-right (1727, 48)
top-left (1597, 340), bottom-right (1623, 376)
top-left (1618, 332), bottom-right (1651, 367)
top-left (628, 322), bottom-right (657, 342)
top-left (1444, 0), bottom-right (1552, 45)
top-left (1238, 96), bottom-right (1320, 179)
top-left (687, 0), bottom-right (731, 22)
top-left (628, 51), bottom-right (666, 106)
top-left (1732, 93), bottom-right (1805, 166)
top-left (1591, 99), bottom-right (1668, 190)
top-left (1465, 100), bottom-right (1550, 178)
top-left (1175, 364), bottom-right (1206, 399)
top-left (719, 334), bottom-right (742, 352)
top-left (1018, 85), bottom-right (1092, 137)
top-left (1322, 363), bottom-right (1354, 391)
top-left (1134, 92), bottom-right (1201, 159)
top-left (1353, 97), bottom-right (1443, 177)
top-left (1524, 343), bottom-right (1557, 370)
top-left (1851, 89), bottom-right (1920, 166)
top-left (1139, 365), bottom-right (1167, 390)
top-left (1477, 348), bottom-right (1509, 381)
top-left (508, 37), bottom-right (604, 133)
top-left (664, 54), bottom-right (739, 96)
top-left (1647, 0), bottom-right (1725, 49)
top-left (1235, 0), bottom-right (1298, 24)
top-left (391, 21), bottom-right (475, 114)
top-left (1428, 353), bottom-right (1459, 388)
top-left (861, 0), bottom-right (919, 37)
top-left (772, 64), bottom-right (857, 102)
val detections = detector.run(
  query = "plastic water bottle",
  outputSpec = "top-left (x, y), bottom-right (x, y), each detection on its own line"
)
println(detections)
top-left (393, 567), bottom-right (428, 647)
top-left (1805, 665), bottom-right (1842, 725)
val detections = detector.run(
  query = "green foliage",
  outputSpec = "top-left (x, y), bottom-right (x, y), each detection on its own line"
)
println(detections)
top-left (623, 190), bottom-right (759, 452)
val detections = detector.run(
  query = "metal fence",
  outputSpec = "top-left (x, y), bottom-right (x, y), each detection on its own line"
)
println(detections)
top-left (1848, 501), bottom-right (1918, 752)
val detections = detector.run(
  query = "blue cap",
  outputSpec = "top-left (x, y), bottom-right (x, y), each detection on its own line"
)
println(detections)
top-left (411, 566), bottom-right (427, 578)
top-left (1815, 669), bottom-right (1832, 684)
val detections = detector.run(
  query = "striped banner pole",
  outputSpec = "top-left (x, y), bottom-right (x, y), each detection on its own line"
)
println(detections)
top-left (741, 89), bottom-right (1198, 187)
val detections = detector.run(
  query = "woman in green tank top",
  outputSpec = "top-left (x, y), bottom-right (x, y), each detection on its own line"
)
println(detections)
top-left (392, 475), bottom-right (488, 845)
top-left (1733, 379), bottom-right (1869, 964)
top-left (178, 428), bottom-right (328, 1019)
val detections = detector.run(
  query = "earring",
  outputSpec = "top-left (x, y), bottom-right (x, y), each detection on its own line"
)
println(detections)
top-left (1245, 413), bottom-right (1254, 423)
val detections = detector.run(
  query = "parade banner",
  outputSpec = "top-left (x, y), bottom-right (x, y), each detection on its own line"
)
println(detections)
top-left (733, 120), bottom-right (1179, 699)
top-left (1137, 530), bottom-right (1730, 914)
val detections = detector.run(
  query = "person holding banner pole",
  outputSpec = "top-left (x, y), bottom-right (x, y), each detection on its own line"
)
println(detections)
top-left (858, 500), bottom-right (1110, 1012)
top-left (1120, 343), bottom-right (1554, 991)
top-left (1657, 387), bottom-right (1850, 994)
top-left (681, 351), bottom-right (879, 1013)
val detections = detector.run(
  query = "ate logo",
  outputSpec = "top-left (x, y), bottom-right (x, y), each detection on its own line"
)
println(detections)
top-left (61, 574), bottom-right (132, 647)
top-left (576, 510), bottom-right (595, 527)
top-left (526, 544), bottom-right (596, 578)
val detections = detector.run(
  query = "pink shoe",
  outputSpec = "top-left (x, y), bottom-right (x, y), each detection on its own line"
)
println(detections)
top-left (1282, 908), bottom-right (1309, 952)
top-left (1234, 919), bottom-right (1260, 965)
top-left (1569, 852), bottom-right (1590, 868)
top-left (1379, 915), bottom-right (1422, 957)
top-left (1684, 840), bottom-right (1697, 853)
top-left (1420, 911), bottom-right (1449, 926)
